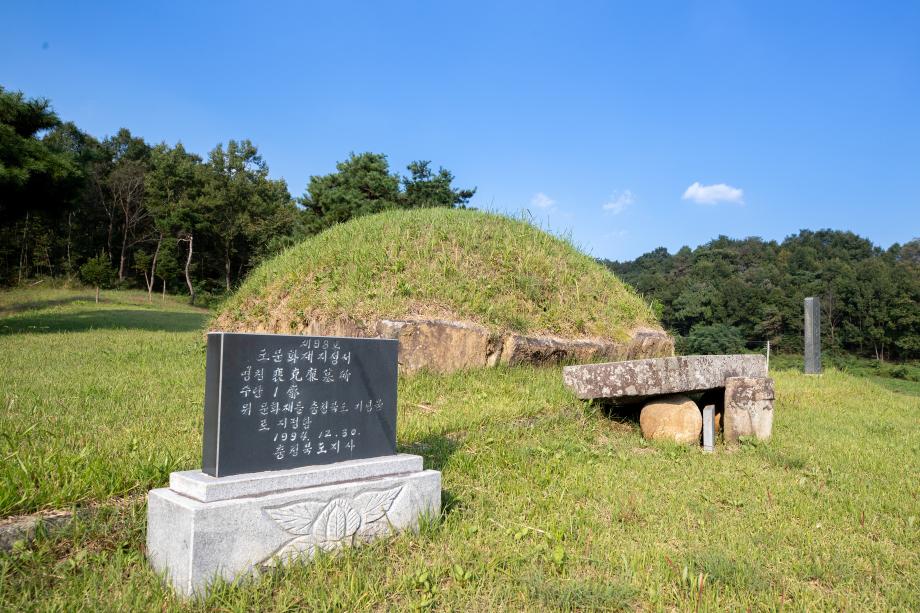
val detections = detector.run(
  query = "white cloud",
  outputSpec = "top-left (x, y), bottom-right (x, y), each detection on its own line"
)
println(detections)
top-left (602, 189), bottom-right (635, 214)
top-left (682, 181), bottom-right (744, 205)
top-left (530, 192), bottom-right (555, 209)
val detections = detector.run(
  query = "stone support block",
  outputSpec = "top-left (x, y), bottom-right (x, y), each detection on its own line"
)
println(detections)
top-left (723, 377), bottom-right (775, 443)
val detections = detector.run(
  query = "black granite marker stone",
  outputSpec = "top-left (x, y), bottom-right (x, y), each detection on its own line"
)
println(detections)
top-left (202, 332), bottom-right (399, 477)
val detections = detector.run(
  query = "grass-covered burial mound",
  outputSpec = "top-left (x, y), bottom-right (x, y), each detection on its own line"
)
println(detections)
top-left (214, 208), bottom-right (658, 342)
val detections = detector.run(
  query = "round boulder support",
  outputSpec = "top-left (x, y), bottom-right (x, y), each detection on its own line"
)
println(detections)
top-left (639, 394), bottom-right (702, 444)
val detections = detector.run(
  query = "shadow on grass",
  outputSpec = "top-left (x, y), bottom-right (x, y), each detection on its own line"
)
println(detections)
top-left (597, 399), bottom-right (643, 425)
top-left (521, 570), bottom-right (637, 611)
top-left (399, 433), bottom-right (462, 518)
top-left (869, 375), bottom-right (920, 397)
top-left (688, 550), bottom-right (771, 593)
top-left (0, 294), bottom-right (97, 316)
top-left (399, 433), bottom-right (460, 472)
top-left (0, 308), bottom-right (208, 334)
top-left (758, 446), bottom-right (808, 472)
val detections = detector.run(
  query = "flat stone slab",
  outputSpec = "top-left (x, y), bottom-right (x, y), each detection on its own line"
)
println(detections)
top-left (562, 354), bottom-right (768, 402)
top-left (148, 455), bottom-right (440, 597)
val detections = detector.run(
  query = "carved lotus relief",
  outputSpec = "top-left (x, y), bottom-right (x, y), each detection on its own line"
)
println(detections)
top-left (262, 486), bottom-right (404, 565)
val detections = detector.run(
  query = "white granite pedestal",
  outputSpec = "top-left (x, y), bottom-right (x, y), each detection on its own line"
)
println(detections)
top-left (147, 454), bottom-right (440, 597)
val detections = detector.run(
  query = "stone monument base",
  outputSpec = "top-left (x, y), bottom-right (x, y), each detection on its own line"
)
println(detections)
top-left (147, 454), bottom-right (440, 597)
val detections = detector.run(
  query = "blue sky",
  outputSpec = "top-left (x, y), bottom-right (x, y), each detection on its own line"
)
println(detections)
top-left (3, 1), bottom-right (918, 261)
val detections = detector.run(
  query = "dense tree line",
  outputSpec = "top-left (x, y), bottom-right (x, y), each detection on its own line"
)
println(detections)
top-left (603, 231), bottom-right (920, 360)
top-left (0, 86), bottom-right (474, 302)
top-left (4, 85), bottom-right (915, 360)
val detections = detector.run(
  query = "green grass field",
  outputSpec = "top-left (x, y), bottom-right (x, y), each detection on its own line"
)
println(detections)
top-left (1, 289), bottom-right (918, 611)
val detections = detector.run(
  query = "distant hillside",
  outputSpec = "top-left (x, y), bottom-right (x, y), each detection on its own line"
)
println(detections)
top-left (602, 230), bottom-right (920, 360)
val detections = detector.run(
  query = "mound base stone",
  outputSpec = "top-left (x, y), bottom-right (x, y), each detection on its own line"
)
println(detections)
top-left (214, 318), bottom-right (673, 374)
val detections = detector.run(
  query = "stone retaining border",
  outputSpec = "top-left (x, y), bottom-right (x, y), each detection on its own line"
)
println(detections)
top-left (215, 317), bottom-right (674, 375)
top-left (0, 495), bottom-right (144, 552)
top-left (0, 509), bottom-right (74, 552)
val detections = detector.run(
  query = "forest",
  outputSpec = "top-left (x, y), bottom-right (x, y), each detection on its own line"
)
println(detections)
top-left (2, 85), bottom-right (917, 361)
top-left (0, 86), bottom-right (474, 304)
top-left (604, 231), bottom-right (919, 361)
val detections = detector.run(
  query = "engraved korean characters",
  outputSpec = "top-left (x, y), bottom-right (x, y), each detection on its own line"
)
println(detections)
top-left (237, 338), bottom-right (383, 463)
top-left (204, 332), bottom-right (398, 477)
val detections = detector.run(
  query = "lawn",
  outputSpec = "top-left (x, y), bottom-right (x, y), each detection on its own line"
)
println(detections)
top-left (1, 289), bottom-right (918, 611)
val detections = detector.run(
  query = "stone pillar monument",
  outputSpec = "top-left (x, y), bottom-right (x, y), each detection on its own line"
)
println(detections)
top-left (804, 296), bottom-right (821, 374)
